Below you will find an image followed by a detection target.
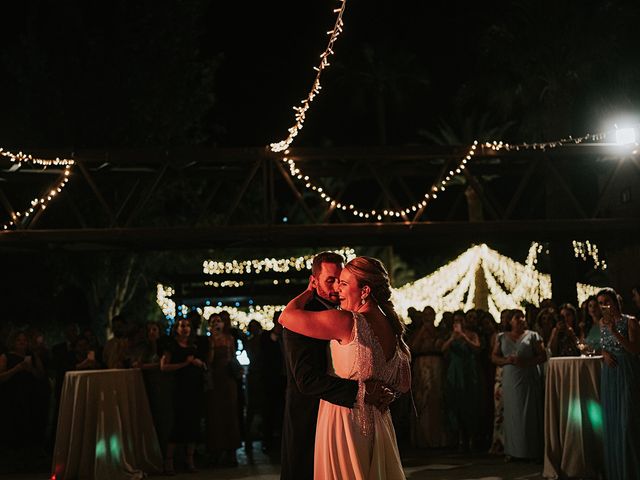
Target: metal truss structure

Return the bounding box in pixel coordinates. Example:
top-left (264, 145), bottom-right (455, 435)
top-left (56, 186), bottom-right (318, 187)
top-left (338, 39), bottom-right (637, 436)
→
top-left (1, 144), bottom-right (639, 252)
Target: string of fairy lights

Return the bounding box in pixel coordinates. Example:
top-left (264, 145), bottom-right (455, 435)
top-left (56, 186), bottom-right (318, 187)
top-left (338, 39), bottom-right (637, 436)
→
top-left (156, 284), bottom-right (285, 331)
top-left (277, 131), bottom-right (619, 222)
top-left (482, 132), bottom-right (607, 153)
top-left (1, 0), bottom-right (628, 230)
top-left (265, 0), bottom-right (619, 222)
top-left (572, 240), bottom-right (607, 270)
top-left (156, 249), bottom-right (357, 329)
top-left (391, 243), bottom-right (601, 325)
top-left (162, 243), bottom-right (603, 330)
top-left (0, 148), bottom-right (76, 166)
top-left (1, 163), bottom-right (73, 230)
top-left (269, 0), bottom-right (347, 153)
top-left (205, 280), bottom-right (245, 288)
top-left (279, 142), bottom-right (477, 220)
top-left (203, 248), bottom-right (356, 275)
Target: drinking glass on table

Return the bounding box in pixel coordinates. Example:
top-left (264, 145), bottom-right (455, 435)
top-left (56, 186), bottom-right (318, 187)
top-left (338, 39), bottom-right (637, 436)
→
top-left (576, 340), bottom-right (588, 357)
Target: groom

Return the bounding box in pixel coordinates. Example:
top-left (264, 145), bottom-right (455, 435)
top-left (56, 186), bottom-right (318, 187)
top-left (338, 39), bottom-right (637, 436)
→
top-left (280, 251), bottom-right (391, 480)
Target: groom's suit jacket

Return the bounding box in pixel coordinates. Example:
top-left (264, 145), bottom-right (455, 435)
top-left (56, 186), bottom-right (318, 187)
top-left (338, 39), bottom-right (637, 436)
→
top-left (280, 294), bottom-right (359, 480)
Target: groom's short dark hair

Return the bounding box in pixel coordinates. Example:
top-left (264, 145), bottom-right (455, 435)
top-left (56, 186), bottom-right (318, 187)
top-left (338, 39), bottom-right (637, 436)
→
top-left (312, 251), bottom-right (345, 277)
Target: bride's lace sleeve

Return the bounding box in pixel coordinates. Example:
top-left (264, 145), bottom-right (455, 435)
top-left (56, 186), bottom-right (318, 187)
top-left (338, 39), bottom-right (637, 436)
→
top-left (352, 312), bottom-right (374, 436)
top-left (390, 350), bottom-right (411, 394)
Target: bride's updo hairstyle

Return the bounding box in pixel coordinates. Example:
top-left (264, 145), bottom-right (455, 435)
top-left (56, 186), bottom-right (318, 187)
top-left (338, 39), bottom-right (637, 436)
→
top-left (345, 256), bottom-right (409, 354)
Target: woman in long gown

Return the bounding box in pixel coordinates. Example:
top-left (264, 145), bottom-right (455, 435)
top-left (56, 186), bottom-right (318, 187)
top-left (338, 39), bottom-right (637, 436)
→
top-left (279, 256), bottom-right (411, 480)
top-left (441, 311), bottom-right (481, 451)
top-left (597, 288), bottom-right (640, 480)
top-left (160, 318), bottom-right (207, 474)
top-left (491, 309), bottom-right (546, 461)
top-left (488, 308), bottom-right (512, 455)
top-left (205, 313), bottom-right (242, 467)
top-left (408, 306), bottom-right (447, 448)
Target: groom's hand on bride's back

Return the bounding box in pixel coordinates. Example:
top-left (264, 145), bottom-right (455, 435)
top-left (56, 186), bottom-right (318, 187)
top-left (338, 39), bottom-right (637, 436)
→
top-left (364, 379), bottom-right (395, 412)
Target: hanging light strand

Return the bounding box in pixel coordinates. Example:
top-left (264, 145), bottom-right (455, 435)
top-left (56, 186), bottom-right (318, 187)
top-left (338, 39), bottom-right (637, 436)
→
top-left (269, 0), bottom-right (347, 154)
top-left (391, 244), bottom-right (561, 323)
top-left (572, 240), bottom-right (607, 270)
top-left (2, 164), bottom-right (73, 230)
top-left (265, 0), bottom-right (609, 221)
top-left (203, 247), bottom-right (356, 275)
top-left (0, 147), bottom-right (75, 166)
top-left (156, 284), bottom-right (176, 320)
top-left (485, 132), bottom-right (607, 153)
top-left (281, 142), bottom-right (478, 221)
top-left (280, 130), bottom-right (611, 222)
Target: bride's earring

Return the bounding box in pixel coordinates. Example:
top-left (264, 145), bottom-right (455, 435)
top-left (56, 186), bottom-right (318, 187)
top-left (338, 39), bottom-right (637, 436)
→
top-left (360, 297), bottom-right (366, 305)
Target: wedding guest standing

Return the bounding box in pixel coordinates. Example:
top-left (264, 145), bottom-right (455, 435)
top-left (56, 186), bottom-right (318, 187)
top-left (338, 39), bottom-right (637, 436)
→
top-left (492, 309), bottom-right (546, 462)
top-left (533, 307), bottom-right (556, 347)
top-left (0, 331), bottom-right (48, 448)
top-left (442, 311), bottom-right (481, 451)
top-left (244, 319), bottom-right (264, 453)
top-left (560, 303), bottom-right (583, 339)
top-left (548, 306), bottom-right (579, 357)
top-left (488, 310), bottom-right (511, 455)
top-left (477, 311), bottom-right (498, 450)
top-left (160, 317), bottom-right (206, 475)
top-left (205, 313), bottom-right (242, 467)
top-left (260, 319), bottom-right (286, 454)
top-left (581, 295), bottom-right (602, 351)
top-left (103, 315), bottom-right (129, 369)
top-left (409, 306), bottom-right (447, 447)
top-left (597, 288), bottom-right (640, 480)
top-left (134, 322), bottom-right (172, 456)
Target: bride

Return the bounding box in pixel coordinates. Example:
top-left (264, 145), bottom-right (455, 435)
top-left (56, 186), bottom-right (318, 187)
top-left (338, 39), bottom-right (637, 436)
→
top-left (279, 256), bottom-right (410, 479)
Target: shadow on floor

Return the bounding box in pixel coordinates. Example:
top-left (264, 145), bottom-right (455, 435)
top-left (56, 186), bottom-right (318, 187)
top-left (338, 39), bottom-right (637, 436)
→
top-left (0, 443), bottom-right (545, 480)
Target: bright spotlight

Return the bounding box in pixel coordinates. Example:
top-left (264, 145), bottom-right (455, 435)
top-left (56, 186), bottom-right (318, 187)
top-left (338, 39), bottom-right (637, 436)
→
top-left (615, 128), bottom-right (637, 145)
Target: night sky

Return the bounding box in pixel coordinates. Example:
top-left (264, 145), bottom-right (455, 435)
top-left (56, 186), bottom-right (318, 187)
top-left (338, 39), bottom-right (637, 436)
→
top-left (0, 0), bottom-right (639, 332)
top-left (2, 1), bottom-right (639, 149)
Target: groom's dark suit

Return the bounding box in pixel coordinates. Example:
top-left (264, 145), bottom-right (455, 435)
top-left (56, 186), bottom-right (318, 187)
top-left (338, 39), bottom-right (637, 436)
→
top-left (280, 293), bottom-right (358, 480)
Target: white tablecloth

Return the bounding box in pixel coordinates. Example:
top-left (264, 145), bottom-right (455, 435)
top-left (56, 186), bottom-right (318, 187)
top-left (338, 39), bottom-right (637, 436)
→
top-left (52, 369), bottom-right (163, 480)
top-left (543, 356), bottom-right (603, 479)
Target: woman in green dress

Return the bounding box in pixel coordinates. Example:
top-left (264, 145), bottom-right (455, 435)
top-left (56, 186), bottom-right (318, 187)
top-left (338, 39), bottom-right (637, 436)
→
top-left (597, 288), bottom-right (640, 480)
top-left (492, 309), bottom-right (546, 461)
top-left (442, 311), bottom-right (481, 451)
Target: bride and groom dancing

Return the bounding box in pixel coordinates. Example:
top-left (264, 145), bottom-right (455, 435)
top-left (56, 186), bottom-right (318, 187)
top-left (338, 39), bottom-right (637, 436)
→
top-left (280, 251), bottom-right (411, 479)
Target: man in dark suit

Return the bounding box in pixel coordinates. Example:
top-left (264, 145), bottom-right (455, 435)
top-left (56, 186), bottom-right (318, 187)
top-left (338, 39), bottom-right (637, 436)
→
top-left (280, 251), bottom-right (391, 480)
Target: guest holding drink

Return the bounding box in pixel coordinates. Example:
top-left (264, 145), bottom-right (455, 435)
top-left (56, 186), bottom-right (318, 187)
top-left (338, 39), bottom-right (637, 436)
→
top-left (492, 309), bottom-right (546, 462)
top-left (597, 288), bottom-right (640, 480)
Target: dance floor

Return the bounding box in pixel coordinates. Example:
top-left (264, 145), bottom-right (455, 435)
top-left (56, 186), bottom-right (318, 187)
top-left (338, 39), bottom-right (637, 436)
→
top-left (3, 446), bottom-right (545, 480)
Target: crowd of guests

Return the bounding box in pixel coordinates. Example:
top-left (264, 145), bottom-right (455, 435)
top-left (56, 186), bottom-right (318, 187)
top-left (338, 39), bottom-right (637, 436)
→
top-left (406, 286), bottom-right (640, 480)
top-left (0, 310), bottom-right (287, 474)
top-left (1, 286), bottom-right (639, 478)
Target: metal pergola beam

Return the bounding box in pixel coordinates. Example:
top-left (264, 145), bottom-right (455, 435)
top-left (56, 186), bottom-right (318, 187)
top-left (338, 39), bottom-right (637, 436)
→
top-left (1, 219), bottom-right (638, 251)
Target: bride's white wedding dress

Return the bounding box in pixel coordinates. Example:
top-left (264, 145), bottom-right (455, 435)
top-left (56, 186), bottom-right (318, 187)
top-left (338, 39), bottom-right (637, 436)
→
top-left (314, 312), bottom-right (411, 479)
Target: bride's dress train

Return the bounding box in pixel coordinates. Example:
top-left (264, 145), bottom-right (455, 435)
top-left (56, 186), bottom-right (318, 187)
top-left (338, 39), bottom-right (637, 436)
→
top-left (314, 312), bottom-right (410, 479)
